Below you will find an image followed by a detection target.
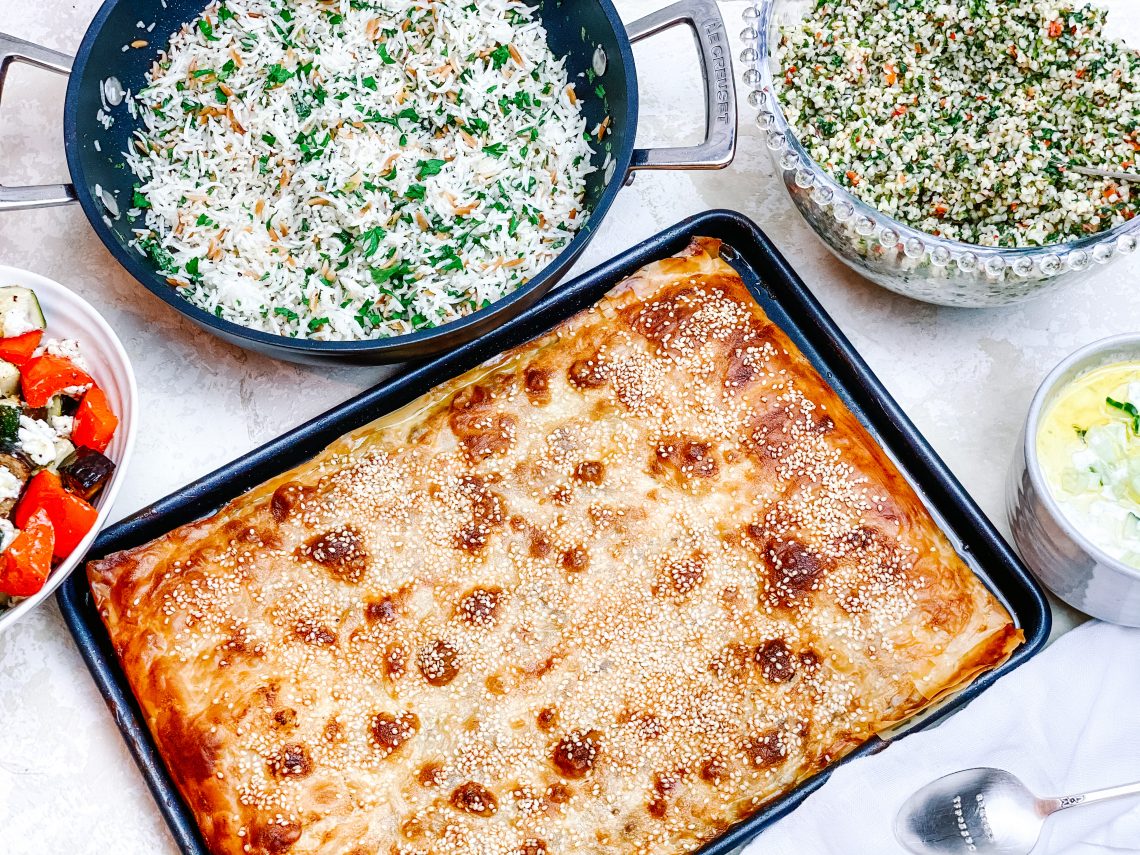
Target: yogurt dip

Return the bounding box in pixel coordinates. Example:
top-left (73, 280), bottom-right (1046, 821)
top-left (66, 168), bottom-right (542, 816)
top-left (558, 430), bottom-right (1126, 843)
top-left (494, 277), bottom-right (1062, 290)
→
top-left (1037, 360), bottom-right (1140, 568)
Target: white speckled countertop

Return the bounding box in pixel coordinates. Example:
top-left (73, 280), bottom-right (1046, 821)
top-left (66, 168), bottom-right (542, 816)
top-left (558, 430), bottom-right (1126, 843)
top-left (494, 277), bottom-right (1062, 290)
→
top-left (0, 1), bottom-right (1136, 852)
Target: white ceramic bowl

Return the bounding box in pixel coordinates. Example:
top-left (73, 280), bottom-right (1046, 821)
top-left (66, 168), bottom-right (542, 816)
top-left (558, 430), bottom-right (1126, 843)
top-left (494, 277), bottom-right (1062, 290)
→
top-left (0, 265), bottom-right (137, 634)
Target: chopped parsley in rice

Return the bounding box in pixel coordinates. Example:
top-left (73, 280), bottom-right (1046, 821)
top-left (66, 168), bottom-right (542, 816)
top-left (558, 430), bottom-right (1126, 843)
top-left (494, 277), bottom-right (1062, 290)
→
top-left (126, 0), bottom-right (594, 340)
top-left (777, 0), bottom-right (1140, 247)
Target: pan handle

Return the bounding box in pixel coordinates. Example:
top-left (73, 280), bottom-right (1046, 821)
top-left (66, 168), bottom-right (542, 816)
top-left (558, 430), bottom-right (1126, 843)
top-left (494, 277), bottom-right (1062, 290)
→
top-left (0, 33), bottom-right (77, 211)
top-left (625, 0), bottom-right (737, 172)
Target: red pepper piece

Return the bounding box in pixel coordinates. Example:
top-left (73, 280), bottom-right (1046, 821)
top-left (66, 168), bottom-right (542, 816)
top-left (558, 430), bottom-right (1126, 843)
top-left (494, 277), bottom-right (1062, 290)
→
top-left (14, 470), bottom-right (99, 559)
top-left (20, 354), bottom-right (93, 408)
top-left (72, 387), bottom-right (119, 453)
top-left (0, 330), bottom-right (43, 366)
top-left (0, 508), bottom-right (55, 597)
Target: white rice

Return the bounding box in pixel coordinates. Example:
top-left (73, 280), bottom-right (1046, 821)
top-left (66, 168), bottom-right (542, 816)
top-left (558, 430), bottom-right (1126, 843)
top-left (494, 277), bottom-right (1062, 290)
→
top-left (125, 0), bottom-right (596, 340)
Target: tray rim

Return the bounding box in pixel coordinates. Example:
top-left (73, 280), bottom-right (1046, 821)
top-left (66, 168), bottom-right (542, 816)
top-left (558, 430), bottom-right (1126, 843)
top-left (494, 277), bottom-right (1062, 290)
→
top-left (58, 208), bottom-right (1051, 855)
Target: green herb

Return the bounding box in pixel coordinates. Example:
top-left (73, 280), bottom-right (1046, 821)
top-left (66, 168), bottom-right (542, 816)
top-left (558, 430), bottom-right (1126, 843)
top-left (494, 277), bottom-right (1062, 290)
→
top-left (218, 5), bottom-right (235, 23)
top-left (265, 63), bottom-right (291, 87)
top-left (132, 190), bottom-right (150, 209)
top-left (308, 316), bottom-right (330, 331)
top-left (198, 19), bottom-right (219, 41)
top-left (378, 42), bottom-right (396, 65)
top-left (430, 245), bottom-right (464, 271)
top-left (261, 132), bottom-right (277, 146)
top-left (362, 76), bottom-right (377, 90)
top-left (370, 260), bottom-right (413, 284)
top-left (185, 257), bottom-right (200, 276)
top-left (482, 142), bottom-right (507, 157)
top-left (416, 158), bottom-right (446, 179)
top-left (405, 183), bottom-right (426, 200)
top-left (273, 306), bottom-right (299, 321)
top-left (360, 226), bottom-right (386, 257)
top-left (490, 44), bottom-right (511, 69)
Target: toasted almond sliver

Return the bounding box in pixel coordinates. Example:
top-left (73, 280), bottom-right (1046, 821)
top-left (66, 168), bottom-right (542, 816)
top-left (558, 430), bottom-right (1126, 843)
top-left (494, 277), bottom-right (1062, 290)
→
top-left (308, 197), bottom-right (331, 206)
top-left (415, 210), bottom-right (430, 230)
top-left (508, 44), bottom-right (523, 67)
top-left (230, 49), bottom-right (243, 68)
top-left (566, 84), bottom-right (577, 105)
top-left (255, 199), bottom-right (265, 216)
top-left (502, 257), bottom-right (525, 268)
top-left (130, 39), bottom-right (148, 49)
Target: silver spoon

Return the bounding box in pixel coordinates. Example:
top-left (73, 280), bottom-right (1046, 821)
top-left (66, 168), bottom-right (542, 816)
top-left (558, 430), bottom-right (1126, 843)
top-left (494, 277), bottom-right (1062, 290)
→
top-left (1067, 164), bottom-right (1140, 183)
top-left (894, 767), bottom-right (1140, 855)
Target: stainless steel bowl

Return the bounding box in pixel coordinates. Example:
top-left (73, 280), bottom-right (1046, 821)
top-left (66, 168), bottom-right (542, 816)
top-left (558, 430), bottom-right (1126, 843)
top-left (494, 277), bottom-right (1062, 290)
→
top-left (1008, 335), bottom-right (1140, 626)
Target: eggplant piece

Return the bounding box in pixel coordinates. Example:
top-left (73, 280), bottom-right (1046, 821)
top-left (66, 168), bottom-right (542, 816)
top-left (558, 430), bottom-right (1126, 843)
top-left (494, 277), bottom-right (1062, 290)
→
top-left (60, 447), bottom-right (116, 502)
top-left (0, 451), bottom-right (31, 516)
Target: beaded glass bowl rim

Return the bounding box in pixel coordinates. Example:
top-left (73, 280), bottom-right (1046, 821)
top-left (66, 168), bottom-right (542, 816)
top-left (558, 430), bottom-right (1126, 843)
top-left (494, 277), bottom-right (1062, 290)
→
top-left (739, 0), bottom-right (1140, 280)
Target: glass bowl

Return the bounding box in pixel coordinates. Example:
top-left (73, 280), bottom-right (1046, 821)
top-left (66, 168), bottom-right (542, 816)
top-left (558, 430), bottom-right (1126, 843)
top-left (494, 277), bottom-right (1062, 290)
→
top-left (739, 0), bottom-right (1140, 308)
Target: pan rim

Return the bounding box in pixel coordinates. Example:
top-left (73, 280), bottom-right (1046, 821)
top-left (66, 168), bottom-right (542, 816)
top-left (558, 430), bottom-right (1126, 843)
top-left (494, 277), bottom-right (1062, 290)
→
top-left (62, 0), bottom-right (639, 356)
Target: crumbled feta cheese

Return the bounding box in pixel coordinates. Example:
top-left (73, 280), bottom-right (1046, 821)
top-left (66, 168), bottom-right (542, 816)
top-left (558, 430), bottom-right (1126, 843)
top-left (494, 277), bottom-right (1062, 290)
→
top-left (50, 415), bottom-right (75, 438)
top-left (2, 311), bottom-right (37, 339)
top-left (45, 338), bottom-right (92, 374)
top-left (18, 415), bottom-right (59, 466)
top-left (0, 518), bottom-right (16, 553)
top-left (0, 465), bottom-right (22, 502)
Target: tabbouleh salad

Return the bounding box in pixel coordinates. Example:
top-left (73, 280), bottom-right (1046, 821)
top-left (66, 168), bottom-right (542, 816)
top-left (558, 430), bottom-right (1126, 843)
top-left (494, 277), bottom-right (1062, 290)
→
top-left (776, 0), bottom-right (1140, 247)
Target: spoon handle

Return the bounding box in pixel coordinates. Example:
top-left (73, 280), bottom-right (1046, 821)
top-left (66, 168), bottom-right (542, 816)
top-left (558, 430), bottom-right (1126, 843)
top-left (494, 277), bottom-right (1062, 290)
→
top-left (1042, 780), bottom-right (1140, 814)
top-left (1067, 165), bottom-right (1140, 183)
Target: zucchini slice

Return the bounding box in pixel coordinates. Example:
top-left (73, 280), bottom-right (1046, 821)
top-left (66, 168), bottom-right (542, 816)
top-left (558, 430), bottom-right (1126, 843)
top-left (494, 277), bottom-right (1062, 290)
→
top-left (0, 286), bottom-right (46, 338)
top-left (0, 360), bottom-right (19, 397)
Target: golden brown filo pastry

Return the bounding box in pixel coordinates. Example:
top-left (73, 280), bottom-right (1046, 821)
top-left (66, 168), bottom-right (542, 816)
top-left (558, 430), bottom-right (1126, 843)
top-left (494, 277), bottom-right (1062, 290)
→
top-left (90, 237), bottom-right (1020, 855)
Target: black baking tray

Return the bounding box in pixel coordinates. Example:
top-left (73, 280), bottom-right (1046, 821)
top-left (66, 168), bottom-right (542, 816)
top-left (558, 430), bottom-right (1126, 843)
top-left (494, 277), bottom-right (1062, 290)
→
top-left (58, 209), bottom-right (1051, 855)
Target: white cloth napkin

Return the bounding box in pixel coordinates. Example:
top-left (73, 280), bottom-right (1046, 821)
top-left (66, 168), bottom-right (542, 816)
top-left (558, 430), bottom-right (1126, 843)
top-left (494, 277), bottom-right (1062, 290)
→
top-left (744, 621), bottom-right (1140, 854)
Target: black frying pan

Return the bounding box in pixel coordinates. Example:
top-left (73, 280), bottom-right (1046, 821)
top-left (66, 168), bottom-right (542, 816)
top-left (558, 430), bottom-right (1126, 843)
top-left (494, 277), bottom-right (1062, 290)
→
top-left (0, 0), bottom-right (736, 364)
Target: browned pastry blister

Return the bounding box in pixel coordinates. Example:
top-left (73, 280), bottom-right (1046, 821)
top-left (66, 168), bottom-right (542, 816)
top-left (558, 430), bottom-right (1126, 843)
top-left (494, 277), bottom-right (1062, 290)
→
top-left (89, 237), bottom-right (1021, 855)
